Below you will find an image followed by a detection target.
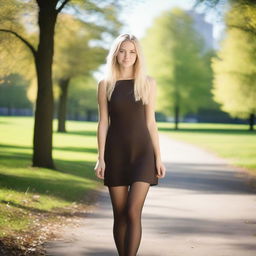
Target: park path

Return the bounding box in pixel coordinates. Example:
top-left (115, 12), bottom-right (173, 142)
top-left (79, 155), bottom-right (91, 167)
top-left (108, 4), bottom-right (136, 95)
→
top-left (44, 133), bottom-right (256, 256)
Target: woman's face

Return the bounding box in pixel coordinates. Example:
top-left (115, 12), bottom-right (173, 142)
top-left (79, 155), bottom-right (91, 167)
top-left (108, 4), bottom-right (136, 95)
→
top-left (116, 40), bottom-right (137, 68)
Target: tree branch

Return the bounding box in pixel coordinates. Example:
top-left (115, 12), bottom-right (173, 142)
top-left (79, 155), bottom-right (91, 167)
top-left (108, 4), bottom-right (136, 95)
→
top-left (228, 24), bottom-right (256, 35)
top-left (0, 29), bottom-right (37, 58)
top-left (56, 0), bottom-right (70, 13)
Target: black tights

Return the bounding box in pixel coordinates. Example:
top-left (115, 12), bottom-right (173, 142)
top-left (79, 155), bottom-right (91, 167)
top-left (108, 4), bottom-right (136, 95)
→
top-left (108, 182), bottom-right (150, 256)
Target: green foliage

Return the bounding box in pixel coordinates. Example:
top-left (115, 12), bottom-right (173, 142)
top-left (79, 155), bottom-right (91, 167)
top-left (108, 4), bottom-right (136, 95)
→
top-left (53, 13), bottom-right (107, 84)
top-left (212, 4), bottom-right (256, 119)
top-left (195, 0), bottom-right (256, 34)
top-left (0, 74), bottom-right (31, 108)
top-left (142, 8), bottom-right (215, 117)
top-left (67, 75), bottom-right (98, 118)
top-left (0, 0), bottom-right (37, 79)
top-left (0, 0), bottom-right (121, 107)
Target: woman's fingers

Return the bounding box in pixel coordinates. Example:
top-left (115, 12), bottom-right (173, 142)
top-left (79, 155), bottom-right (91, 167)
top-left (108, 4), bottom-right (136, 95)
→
top-left (161, 165), bottom-right (166, 178)
top-left (156, 164), bottom-right (166, 178)
top-left (96, 167), bottom-right (105, 179)
top-left (94, 160), bottom-right (105, 179)
top-left (100, 168), bottom-right (105, 179)
top-left (156, 168), bottom-right (162, 178)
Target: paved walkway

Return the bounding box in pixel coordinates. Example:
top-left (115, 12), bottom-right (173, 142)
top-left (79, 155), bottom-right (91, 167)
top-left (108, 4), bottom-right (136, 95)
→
top-left (44, 133), bottom-right (256, 256)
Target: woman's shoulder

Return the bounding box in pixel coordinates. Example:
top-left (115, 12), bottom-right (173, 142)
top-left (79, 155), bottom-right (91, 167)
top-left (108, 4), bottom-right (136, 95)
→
top-left (97, 78), bottom-right (108, 88)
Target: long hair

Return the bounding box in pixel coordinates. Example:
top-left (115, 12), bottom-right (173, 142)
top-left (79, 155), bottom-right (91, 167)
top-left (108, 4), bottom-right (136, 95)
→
top-left (104, 33), bottom-right (151, 105)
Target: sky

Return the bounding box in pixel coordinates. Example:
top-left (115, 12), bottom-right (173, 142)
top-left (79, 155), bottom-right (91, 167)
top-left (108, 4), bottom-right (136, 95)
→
top-left (94, 0), bottom-right (226, 80)
top-left (118, 0), bottom-right (226, 41)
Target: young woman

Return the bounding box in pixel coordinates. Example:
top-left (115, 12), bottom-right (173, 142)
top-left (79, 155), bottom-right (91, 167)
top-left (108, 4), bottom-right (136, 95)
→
top-left (94, 33), bottom-right (166, 256)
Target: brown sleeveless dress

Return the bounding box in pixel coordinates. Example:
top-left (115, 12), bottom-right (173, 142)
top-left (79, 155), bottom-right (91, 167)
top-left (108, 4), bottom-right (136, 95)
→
top-left (103, 79), bottom-right (158, 187)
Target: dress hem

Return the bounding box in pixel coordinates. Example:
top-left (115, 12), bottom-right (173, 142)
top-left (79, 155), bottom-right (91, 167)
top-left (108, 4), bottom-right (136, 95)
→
top-left (104, 180), bottom-right (158, 187)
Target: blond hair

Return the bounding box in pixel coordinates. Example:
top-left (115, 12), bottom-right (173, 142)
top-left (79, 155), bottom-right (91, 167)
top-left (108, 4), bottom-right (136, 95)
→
top-left (103, 33), bottom-right (151, 105)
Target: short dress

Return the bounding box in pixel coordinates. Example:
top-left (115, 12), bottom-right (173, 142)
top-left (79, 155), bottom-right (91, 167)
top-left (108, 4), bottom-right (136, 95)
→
top-left (103, 79), bottom-right (158, 187)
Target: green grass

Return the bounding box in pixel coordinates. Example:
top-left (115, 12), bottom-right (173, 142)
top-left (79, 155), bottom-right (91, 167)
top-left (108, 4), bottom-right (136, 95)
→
top-left (1, 117), bottom-right (255, 237)
top-left (157, 122), bottom-right (256, 174)
top-left (0, 116), bottom-right (100, 237)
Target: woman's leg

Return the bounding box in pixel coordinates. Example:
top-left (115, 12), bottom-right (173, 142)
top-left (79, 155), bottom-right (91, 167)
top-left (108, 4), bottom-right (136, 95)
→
top-left (124, 181), bottom-right (150, 256)
top-left (108, 185), bottom-right (129, 256)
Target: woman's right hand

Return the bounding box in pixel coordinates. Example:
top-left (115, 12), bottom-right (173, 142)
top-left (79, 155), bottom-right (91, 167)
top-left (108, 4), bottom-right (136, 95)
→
top-left (94, 159), bottom-right (105, 179)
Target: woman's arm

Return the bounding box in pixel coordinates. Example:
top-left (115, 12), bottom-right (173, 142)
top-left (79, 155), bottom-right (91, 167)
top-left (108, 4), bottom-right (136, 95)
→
top-left (94, 80), bottom-right (109, 179)
top-left (145, 77), bottom-right (161, 161)
top-left (96, 80), bottom-right (109, 160)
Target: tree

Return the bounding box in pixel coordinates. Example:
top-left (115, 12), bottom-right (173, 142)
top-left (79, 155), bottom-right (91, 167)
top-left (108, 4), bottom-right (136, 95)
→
top-left (142, 8), bottom-right (213, 129)
top-left (0, 74), bottom-right (32, 114)
top-left (0, 0), bottom-right (122, 168)
top-left (195, 0), bottom-right (256, 35)
top-left (211, 4), bottom-right (256, 130)
top-left (53, 13), bottom-right (108, 132)
top-left (67, 75), bottom-right (98, 121)
top-left (0, 1), bottom-right (35, 80)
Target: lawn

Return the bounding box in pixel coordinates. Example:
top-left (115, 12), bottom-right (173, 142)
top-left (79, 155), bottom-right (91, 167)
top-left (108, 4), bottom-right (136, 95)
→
top-left (1, 117), bottom-right (255, 243)
top-left (157, 122), bottom-right (256, 175)
top-left (0, 116), bottom-right (100, 239)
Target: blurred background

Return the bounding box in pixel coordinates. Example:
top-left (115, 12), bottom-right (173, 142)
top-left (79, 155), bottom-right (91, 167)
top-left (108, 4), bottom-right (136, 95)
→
top-left (1, 0), bottom-right (255, 127)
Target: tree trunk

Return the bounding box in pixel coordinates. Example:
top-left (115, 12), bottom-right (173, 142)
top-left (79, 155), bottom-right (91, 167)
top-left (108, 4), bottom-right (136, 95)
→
top-left (57, 78), bottom-right (70, 133)
top-left (174, 104), bottom-right (179, 130)
top-left (33, 2), bottom-right (57, 168)
top-left (249, 113), bottom-right (255, 131)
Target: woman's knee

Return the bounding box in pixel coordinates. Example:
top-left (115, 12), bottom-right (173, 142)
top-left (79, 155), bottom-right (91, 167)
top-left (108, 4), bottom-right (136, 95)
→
top-left (114, 208), bottom-right (127, 222)
top-left (126, 204), bottom-right (141, 222)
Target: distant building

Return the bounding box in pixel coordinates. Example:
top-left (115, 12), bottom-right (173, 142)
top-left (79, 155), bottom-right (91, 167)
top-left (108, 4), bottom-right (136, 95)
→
top-left (187, 10), bottom-right (214, 52)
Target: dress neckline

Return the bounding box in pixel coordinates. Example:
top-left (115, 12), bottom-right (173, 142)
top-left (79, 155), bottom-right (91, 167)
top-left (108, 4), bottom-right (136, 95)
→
top-left (116, 79), bottom-right (134, 82)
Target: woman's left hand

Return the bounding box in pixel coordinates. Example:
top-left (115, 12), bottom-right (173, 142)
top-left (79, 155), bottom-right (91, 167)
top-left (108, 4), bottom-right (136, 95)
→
top-left (156, 158), bottom-right (166, 178)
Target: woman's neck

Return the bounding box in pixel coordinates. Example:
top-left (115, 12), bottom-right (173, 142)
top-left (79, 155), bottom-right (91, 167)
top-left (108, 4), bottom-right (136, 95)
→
top-left (118, 67), bottom-right (134, 80)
